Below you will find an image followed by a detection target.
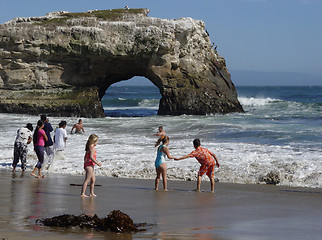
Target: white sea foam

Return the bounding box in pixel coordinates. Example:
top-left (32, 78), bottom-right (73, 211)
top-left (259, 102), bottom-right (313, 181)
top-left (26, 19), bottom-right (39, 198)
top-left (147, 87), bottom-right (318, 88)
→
top-left (138, 99), bottom-right (159, 108)
top-left (238, 97), bottom-right (280, 106)
top-left (1, 113), bottom-right (321, 188)
top-left (104, 99), bottom-right (159, 111)
top-left (103, 106), bottom-right (158, 110)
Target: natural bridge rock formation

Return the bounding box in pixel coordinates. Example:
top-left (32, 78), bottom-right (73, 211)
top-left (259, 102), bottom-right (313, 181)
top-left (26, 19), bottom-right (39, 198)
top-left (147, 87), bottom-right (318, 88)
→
top-left (0, 9), bottom-right (244, 117)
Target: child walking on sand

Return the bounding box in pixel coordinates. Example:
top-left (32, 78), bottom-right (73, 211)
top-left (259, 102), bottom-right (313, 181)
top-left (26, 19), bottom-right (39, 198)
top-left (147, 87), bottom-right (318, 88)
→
top-left (154, 136), bottom-right (175, 191)
top-left (175, 139), bottom-right (220, 192)
top-left (81, 134), bottom-right (102, 197)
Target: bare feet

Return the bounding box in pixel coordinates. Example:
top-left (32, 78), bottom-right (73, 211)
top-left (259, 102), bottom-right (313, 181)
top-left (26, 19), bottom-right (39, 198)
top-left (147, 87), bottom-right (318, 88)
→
top-left (194, 189), bottom-right (201, 192)
top-left (81, 194), bottom-right (89, 198)
top-left (30, 173), bottom-right (38, 178)
top-left (37, 174), bottom-right (45, 178)
top-left (89, 193), bottom-right (97, 197)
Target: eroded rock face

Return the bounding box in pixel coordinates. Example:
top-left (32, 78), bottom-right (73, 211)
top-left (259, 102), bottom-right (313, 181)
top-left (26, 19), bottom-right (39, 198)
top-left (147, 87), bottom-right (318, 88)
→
top-left (0, 9), bottom-right (243, 117)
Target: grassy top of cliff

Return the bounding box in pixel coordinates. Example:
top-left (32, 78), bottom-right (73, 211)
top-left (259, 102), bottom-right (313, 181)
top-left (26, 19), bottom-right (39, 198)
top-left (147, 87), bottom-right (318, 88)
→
top-left (63, 8), bottom-right (148, 19)
top-left (35, 8), bottom-right (149, 25)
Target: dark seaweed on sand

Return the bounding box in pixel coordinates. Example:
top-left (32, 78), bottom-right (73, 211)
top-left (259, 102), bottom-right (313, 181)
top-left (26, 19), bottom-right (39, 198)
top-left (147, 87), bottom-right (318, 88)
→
top-left (36, 210), bottom-right (148, 233)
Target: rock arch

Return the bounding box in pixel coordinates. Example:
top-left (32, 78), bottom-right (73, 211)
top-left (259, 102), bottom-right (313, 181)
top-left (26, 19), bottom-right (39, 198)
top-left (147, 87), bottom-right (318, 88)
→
top-left (0, 9), bottom-right (243, 117)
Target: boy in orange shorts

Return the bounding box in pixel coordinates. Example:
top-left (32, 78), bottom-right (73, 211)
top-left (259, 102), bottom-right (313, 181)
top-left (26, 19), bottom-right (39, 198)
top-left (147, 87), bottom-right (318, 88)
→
top-left (175, 139), bottom-right (220, 192)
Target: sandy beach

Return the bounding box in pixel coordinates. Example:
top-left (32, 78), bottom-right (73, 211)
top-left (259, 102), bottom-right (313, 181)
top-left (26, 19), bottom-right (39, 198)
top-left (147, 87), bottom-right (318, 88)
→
top-left (0, 169), bottom-right (321, 240)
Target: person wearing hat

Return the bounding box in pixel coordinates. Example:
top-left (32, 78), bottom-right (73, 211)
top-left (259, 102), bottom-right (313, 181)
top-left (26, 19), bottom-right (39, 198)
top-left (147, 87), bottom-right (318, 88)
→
top-left (12, 123), bottom-right (33, 173)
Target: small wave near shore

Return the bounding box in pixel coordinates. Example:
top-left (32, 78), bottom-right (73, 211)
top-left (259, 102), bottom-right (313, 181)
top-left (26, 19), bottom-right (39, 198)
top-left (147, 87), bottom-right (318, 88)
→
top-left (0, 86), bottom-right (321, 188)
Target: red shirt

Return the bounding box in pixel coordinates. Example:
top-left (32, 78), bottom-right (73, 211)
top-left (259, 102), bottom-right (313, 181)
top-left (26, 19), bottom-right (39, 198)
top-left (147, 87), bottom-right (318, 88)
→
top-left (188, 146), bottom-right (215, 166)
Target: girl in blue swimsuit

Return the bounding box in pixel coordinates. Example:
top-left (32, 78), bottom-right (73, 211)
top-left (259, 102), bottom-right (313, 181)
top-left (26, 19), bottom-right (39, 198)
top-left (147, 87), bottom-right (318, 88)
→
top-left (154, 136), bottom-right (175, 191)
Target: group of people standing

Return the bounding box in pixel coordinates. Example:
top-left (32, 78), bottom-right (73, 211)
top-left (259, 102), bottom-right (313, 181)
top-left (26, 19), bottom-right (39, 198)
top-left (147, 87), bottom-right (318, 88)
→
top-left (12, 119), bottom-right (220, 197)
top-left (12, 115), bottom-right (85, 177)
top-left (81, 125), bottom-right (221, 197)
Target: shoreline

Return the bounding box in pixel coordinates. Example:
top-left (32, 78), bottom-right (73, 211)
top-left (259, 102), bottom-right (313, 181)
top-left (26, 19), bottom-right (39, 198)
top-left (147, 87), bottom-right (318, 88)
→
top-left (3, 161), bottom-right (321, 190)
top-left (1, 169), bottom-right (322, 239)
top-left (1, 108), bottom-right (320, 189)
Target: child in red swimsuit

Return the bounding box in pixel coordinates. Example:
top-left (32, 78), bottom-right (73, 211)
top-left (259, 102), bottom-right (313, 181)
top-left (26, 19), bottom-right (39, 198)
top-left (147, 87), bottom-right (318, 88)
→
top-left (81, 134), bottom-right (102, 197)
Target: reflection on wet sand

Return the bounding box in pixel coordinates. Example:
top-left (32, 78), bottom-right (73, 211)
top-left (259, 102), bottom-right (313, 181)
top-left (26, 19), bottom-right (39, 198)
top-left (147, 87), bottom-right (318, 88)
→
top-left (81, 197), bottom-right (96, 217)
top-left (1, 170), bottom-right (322, 240)
top-left (150, 189), bottom-right (223, 240)
top-left (9, 172), bottom-right (34, 231)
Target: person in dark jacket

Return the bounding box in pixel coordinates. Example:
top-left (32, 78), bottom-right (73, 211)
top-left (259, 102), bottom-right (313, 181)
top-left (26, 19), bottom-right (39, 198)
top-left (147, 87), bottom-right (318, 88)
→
top-left (40, 115), bottom-right (54, 169)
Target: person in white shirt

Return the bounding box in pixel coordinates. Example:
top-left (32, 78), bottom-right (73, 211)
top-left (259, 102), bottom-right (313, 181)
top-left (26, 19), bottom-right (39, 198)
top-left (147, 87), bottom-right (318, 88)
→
top-left (12, 123), bottom-right (33, 172)
top-left (54, 121), bottom-right (68, 151)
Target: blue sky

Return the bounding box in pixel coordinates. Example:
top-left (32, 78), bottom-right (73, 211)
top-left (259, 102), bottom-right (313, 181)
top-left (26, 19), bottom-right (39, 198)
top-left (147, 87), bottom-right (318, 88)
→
top-left (1, 0), bottom-right (321, 85)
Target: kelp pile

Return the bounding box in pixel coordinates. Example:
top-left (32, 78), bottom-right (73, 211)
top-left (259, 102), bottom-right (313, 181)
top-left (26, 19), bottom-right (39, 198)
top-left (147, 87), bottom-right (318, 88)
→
top-left (37, 210), bottom-right (144, 233)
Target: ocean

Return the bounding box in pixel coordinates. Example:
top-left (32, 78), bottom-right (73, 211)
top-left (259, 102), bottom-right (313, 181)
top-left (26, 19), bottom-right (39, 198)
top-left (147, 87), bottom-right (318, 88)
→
top-left (0, 86), bottom-right (321, 188)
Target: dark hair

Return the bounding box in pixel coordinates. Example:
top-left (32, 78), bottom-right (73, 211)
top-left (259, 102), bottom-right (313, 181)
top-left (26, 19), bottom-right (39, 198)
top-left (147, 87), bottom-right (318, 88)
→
top-left (40, 115), bottom-right (47, 121)
top-left (59, 121), bottom-right (67, 128)
top-left (33, 120), bottom-right (44, 145)
top-left (193, 138), bottom-right (201, 148)
top-left (26, 123), bottom-right (33, 132)
top-left (155, 136), bottom-right (169, 147)
top-left (161, 136), bottom-right (169, 144)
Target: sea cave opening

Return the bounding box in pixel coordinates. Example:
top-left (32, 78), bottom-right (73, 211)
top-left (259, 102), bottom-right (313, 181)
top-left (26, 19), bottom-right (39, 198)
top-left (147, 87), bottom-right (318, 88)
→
top-left (101, 76), bottom-right (162, 117)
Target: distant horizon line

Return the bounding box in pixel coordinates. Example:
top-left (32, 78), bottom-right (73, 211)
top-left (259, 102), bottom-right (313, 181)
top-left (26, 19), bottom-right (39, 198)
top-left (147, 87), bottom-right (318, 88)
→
top-left (111, 84), bottom-right (322, 87)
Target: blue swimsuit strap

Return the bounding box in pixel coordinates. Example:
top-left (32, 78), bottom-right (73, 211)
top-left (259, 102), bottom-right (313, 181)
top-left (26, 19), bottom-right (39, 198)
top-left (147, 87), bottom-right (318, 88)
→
top-left (158, 145), bottom-right (164, 152)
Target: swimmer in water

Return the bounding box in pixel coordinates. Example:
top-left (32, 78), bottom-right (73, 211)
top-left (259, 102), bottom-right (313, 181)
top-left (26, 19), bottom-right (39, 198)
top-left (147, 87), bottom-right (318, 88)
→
top-left (71, 119), bottom-right (85, 134)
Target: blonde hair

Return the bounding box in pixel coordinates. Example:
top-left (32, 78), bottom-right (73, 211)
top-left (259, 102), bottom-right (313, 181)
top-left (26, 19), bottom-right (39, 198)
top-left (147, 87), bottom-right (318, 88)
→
top-left (155, 136), bottom-right (169, 147)
top-left (85, 134), bottom-right (99, 151)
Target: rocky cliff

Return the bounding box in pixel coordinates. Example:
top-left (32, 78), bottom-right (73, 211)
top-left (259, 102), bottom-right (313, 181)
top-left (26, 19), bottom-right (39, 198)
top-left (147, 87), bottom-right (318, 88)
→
top-left (0, 8), bottom-right (243, 117)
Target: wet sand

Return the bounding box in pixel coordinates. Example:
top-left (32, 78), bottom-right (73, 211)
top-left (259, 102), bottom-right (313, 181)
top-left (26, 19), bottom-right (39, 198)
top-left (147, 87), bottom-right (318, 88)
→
top-left (0, 169), bottom-right (321, 240)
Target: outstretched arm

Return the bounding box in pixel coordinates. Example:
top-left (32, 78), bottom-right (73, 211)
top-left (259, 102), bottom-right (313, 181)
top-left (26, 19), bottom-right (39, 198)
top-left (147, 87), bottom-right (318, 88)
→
top-left (70, 125), bottom-right (75, 134)
top-left (162, 147), bottom-right (175, 159)
top-left (174, 155), bottom-right (190, 161)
